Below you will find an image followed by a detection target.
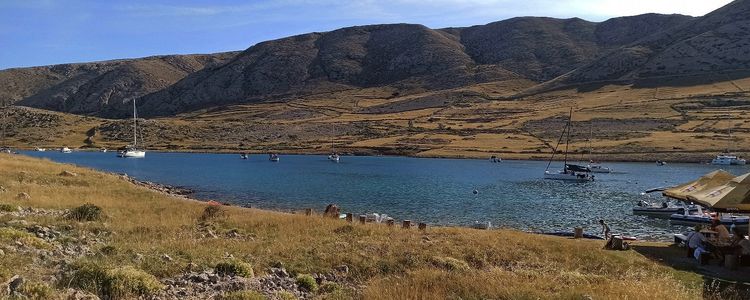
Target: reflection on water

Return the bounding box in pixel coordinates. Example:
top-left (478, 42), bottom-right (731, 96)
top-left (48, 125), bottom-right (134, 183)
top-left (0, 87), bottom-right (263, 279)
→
top-left (22, 151), bottom-right (750, 241)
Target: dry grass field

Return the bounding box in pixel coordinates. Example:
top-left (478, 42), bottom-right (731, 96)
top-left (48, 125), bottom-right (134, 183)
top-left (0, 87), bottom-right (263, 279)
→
top-left (0, 154), bottom-right (728, 299)
top-left (3, 75), bottom-right (750, 162)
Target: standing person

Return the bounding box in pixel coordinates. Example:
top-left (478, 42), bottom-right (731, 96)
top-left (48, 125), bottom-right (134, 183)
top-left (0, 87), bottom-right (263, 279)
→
top-left (599, 219), bottom-right (611, 240)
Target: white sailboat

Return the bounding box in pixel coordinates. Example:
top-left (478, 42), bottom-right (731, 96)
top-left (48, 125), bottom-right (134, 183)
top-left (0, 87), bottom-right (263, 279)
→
top-left (327, 125), bottom-right (340, 162)
top-left (118, 99), bottom-right (145, 158)
top-left (711, 123), bottom-right (746, 165)
top-left (544, 108), bottom-right (594, 182)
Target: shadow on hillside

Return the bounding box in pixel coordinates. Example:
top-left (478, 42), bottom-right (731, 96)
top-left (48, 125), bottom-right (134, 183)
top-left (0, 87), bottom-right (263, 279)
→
top-left (632, 70), bottom-right (750, 89)
top-left (632, 244), bottom-right (750, 299)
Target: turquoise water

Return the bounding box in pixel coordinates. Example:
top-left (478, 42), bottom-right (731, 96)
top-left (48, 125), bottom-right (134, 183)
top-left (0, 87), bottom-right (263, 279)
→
top-left (21, 151), bottom-right (750, 240)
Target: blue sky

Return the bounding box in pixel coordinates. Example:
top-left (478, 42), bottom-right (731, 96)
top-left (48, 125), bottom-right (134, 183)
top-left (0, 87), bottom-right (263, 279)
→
top-left (0, 0), bottom-right (733, 70)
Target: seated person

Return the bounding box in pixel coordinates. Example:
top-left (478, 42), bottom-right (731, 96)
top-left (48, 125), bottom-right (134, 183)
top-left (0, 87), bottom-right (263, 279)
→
top-left (711, 219), bottom-right (731, 241)
top-left (686, 226), bottom-right (706, 251)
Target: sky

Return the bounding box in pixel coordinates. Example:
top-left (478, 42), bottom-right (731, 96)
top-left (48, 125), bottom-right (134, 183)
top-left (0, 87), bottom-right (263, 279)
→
top-left (0, 0), bottom-right (734, 70)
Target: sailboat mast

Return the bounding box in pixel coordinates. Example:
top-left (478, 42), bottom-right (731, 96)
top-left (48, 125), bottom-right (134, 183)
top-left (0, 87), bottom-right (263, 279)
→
top-left (563, 108), bottom-right (572, 168)
top-left (132, 99), bottom-right (137, 148)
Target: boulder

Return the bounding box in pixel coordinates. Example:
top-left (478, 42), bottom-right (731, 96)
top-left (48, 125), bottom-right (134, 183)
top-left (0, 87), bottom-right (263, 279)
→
top-left (59, 170), bottom-right (78, 177)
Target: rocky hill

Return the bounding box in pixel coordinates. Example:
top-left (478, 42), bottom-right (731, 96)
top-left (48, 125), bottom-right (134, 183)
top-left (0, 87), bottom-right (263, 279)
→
top-left (1, 53), bottom-right (237, 118)
top-left (0, 12), bottom-right (698, 118)
top-left (553, 0), bottom-right (750, 86)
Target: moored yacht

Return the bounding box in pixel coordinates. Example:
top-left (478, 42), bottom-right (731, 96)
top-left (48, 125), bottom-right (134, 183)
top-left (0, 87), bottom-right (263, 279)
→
top-left (60, 147), bottom-right (72, 153)
top-left (328, 153), bottom-right (340, 162)
top-left (543, 108), bottom-right (594, 182)
top-left (34, 147), bottom-right (46, 152)
top-left (269, 153), bottom-right (280, 162)
top-left (118, 99), bottom-right (145, 158)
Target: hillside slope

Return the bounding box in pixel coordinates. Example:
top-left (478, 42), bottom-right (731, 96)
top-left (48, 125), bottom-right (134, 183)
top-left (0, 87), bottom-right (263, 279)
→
top-left (0, 14), bottom-right (693, 117)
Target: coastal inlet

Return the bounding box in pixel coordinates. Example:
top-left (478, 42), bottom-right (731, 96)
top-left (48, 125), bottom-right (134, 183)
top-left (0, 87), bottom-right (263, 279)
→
top-left (22, 151), bottom-right (750, 241)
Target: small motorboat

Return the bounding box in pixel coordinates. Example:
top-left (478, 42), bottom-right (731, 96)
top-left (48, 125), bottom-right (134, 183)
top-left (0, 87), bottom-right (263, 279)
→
top-left (269, 153), bottom-right (280, 162)
top-left (60, 147), bottom-right (72, 153)
top-left (490, 155), bottom-right (501, 163)
top-left (100, 148), bottom-right (107, 153)
top-left (0, 147), bottom-right (12, 154)
top-left (34, 147), bottom-right (46, 152)
top-left (632, 199), bottom-right (699, 219)
top-left (656, 160), bottom-right (667, 166)
top-left (240, 153), bottom-right (248, 159)
top-left (669, 206), bottom-right (750, 228)
top-left (587, 163), bottom-right (612, 173)
top-left (328, 153), bottom-right (340, 162)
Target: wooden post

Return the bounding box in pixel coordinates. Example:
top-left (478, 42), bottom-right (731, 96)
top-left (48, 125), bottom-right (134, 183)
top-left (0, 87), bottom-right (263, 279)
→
top-left (418, 222), bottom-right (427, 230)
top-left (359, 215), bottom-right (366, 224)
top-left (346, 213), bottom-right (353, 222)
top-left (305, 208), bottom-right (312, 216)
top-left (573, 227), bottom-right (583, 239)
top-left (402, 220), bottom-right (411, 229)
top-left (386, 219), bottom-right (395, 227)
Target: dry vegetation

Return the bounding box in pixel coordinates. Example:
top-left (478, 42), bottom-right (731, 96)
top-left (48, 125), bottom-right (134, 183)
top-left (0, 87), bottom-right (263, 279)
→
top-left (0, 153), bottom-right (719, 299)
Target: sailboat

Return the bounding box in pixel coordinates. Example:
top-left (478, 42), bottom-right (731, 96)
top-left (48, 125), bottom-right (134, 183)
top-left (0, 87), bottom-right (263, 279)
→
top-left (544, 109), bottom-right (594, 182)
top-left (711, 124), bottom-right (745, 165)
top-left (584, 123), bottom-right (612, 173)
top-left (327, 125), bottom-right (340, 162)
top-left (117, 99), bottom-right (146, 158)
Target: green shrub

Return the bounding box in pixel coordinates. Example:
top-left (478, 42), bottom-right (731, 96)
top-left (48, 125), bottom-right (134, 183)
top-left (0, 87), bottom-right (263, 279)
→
top-left (215, 260), bottom-right (254, 277)
top-left (67, 203), bottom-right (103, 222)
top-left (319, 282), bottom-right (342, 294)
top-left (200, 205), bottom-right (226, 221)
top-left (67, 262), bottom-right (163, 299)
top-left (276, 291), bottom-right (297, 300)
top-left (430, 256), bottom-right (470, 272)
top-left (219, 290), bottom-right (267, 300)
top-left (0, 203), bottom-right (16, 212)
top-left (18, 281), bottom-right (54, 300)
top-left (295, 274), bottom-right (318, 292)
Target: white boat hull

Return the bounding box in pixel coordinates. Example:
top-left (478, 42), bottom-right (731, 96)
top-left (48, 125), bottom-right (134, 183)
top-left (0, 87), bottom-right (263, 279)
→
top-left (544, 171), bottom-right (594, 182)
top-left (119, 150), bottom-right (145, 158)
top-left (669, 214), bottom-right (750, 228)
top-left (328, 155), bottom-right (340, 162)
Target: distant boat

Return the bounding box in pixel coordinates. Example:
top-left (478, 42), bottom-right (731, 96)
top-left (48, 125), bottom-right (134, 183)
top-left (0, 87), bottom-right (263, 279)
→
top-left (34, 147), bottom-right (46, 152)
top-left (711, 123), bottom-right (746, 165)
top-left (490, 155), bottom-right (501, 163)
top-left (60, 147), bottom-right (72, 153)
top-left (656, 160), bottom-right (667, 166)
top-left (269, 153), bottom-right (280, 162)
top-left (100, 148), bottom-right (107, 153)
top-left (543, 108), bottom-right (594, 182)
top-left (240, 153), bottom-right (248, 159)
top-left (0, 147), bottom-right (11, 154)
top-left (712, 154), bottom-right (746, 165)
top-left (584, 123), bottom-right (612, 173)
top-left (328, 125), bottom-right (341, 163)
top-left (118, 99), bottom-right (145, 158)
top-left (632, 199), bottom-right (699, 219)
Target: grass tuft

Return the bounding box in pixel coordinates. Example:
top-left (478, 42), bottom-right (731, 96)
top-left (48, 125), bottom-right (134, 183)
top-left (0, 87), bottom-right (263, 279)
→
top-left (0, 203), bottom-right (16, 212)
top-left (215, 260), bottom-right (254, 277)
top-left (295, 274), bottom-right (318, 293)
top-left (17, 281), bottom-right (55, 300)
top-left (66, 261), bottom-right (163, 299)
top-left (66, 203), bottom-right (103, 222)
top-left (430, 256), bottom-right (471, 272)
top-left (200, 205), bottom-right (226, 222)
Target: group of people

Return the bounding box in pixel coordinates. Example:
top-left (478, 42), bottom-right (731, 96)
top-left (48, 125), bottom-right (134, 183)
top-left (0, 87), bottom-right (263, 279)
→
top-left (685, 219), bottom-right (750, 263)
